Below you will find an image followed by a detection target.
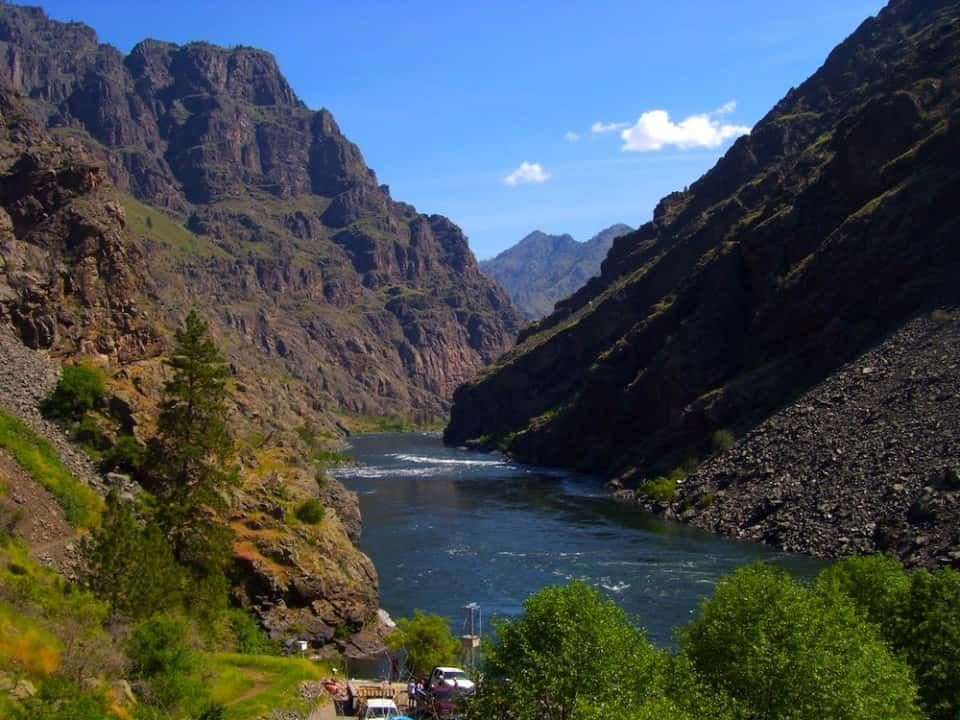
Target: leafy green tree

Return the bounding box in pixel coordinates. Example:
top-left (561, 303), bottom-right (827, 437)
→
top-left (896, 568), bottom-right (960, 720)
top-left (817, 554), bottom-right (909, 636)
top-left (150, 310), bottom-right (237, 581)
top-left (386, 610), bottom-right (460, 677)
top-left (473, 581), bottom-right (663, 720)
top-left (84, 493), bottom-right (182, 618)
top-left (42, 364), bottom-right (106, 420)
top-left (128, 614), bottom-right (209, 715)
top-left (820, 556), bottom-right (960, 720)
top-left (680, 564), bottom-right (920, 720)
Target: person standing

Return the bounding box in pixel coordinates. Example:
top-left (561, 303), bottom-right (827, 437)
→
top-left (407, 677), bottom-right (417, 709)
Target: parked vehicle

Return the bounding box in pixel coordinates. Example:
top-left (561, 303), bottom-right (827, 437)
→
top-left (361, 698), bottom-right (403, 720)
top-left (427, 666), bottom-right (475, 695)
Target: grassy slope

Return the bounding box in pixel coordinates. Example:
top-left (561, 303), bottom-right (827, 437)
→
top-left (0, 409), bottom-right (103, 528)
top-left (118, 193), bottom-right (229, 259)
top-left (207, 652), bottom-right (328, 720)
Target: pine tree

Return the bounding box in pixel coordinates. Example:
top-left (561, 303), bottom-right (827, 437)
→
top-left (85, 492), bottom-right (182, 618)
top-left (150, 310), bottom-right (237, 584)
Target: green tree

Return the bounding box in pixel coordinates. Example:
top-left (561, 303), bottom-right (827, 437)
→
top-left (680, 564), bottom-right (920, 720)
top-left (42, 364), bottom-right (106, 420)
top-left (85, 493), bottom-right (182, 618)
top-left (127, 613), bottom-right (209, 715)
top-left (386, 610), bottom-right (460, 677)
top-left (820, 556), bottom-right (960, 720)
top-left (816, 554), bottom-right (909, 640)
top-left (897, 568), bottom-right (960, 720)
top-left (474, 581), bottom-right (663, 720)
top-left (150, 311), bottom-right (237, 582)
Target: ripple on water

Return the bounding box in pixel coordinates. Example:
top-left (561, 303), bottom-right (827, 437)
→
top-left (336, 432), bottom-right (826, 646)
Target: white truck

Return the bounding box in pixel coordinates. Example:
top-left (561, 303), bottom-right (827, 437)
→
top-left (427, 666), bottom-right (475, 695)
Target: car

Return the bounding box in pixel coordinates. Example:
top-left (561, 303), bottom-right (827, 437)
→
top-left (361, 698), bottom-right (406, 720)
top-left (427, 666), bottom-right (475, 695)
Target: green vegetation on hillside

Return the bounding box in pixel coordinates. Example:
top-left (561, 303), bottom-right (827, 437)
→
top-left (0, 409), bottom-right (103, 528)
top-left (294, 498), bottom-right (326, 525)
top-left (338, 412), bottom-right (446, 434)
top-left (207, 653), bottom-right (326, 720)
top-left (119, 194), bottom-right (228, 258)
top-left (1, 312), bottom-right (327, 720)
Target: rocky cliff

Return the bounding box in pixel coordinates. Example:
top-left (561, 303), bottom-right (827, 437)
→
top-left (0, 4), bottom-right (522, 420)
top-left (0, 81), bottom-right (382, 649)
top-left (480, 224), bottom-right (633, 320)
top-left (446, 0), bottom-right (960, 564)
top-left (625, 313), bottom-right (960, 567)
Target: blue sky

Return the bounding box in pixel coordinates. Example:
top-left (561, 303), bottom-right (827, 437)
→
top-left (42, 0), bottom-right (885, 259)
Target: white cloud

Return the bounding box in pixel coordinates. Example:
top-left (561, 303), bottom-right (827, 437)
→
top-left (592, 120), bottom-right (629, 133)
top-left (503, 161), bottom-right (550, 186)
top-left (618, 106), bottom-right (750, 152)
top-left (564, 130), bottom-right (581, 143)
top-left (713, 100), bottom-right (737, 115)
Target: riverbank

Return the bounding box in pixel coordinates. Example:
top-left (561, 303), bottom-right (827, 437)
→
top-left (616, 315), bottom-right (960, 569)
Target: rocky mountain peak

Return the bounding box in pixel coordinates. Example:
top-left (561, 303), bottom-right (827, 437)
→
top-left (163, 41), bottom-right (301, 108)
top-left (0, 1), bottom-right (522, 418)
top-left (481, 223), bottom-right (634, 320)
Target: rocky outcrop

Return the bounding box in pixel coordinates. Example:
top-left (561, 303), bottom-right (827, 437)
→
top-left (0, 82), bottom-right (382, 650)
top-left (446, 0), bottom-right (960, 565)
top-left (480, 224), bottom-right (633, 320)
top-left (624, 314), bottom-right (960, 568)
top-left (0, 87), bottom-right (160, 362)
top-left (0, 4), bottom-right (522, 419)
top-left (231, 466), bottom-right (379, 646)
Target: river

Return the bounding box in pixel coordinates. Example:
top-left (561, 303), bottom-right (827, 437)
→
top-left (334, 432), bottom-right (824, 646)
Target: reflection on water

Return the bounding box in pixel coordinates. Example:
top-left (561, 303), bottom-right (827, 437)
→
top-left (334, 432), bottom-right (824, 645)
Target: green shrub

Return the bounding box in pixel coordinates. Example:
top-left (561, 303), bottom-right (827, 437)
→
top-left (823, 556), bottom-right (960, 720)
top-left (84, 494), bottom-right (183, 618)
top-left (711, 429), bottom-right (735, 454)
top-left (197, 705), bottom-right (226, 720)
top-left (103, 434), bottom-right (147, 474)
top-left (75, 415), bottom-right (110, 455)
top-left (16, 678), bottom-right (113, 720)
top-left (310, 450), bottom-right (352, 468)
top-left (128, 614), bottom-right (209, 714)
top-left (294, 499), bottom-right (325, 525)
top-left (228, 608), bottom-right (277, 655)
top-left (42, 364), bottom-right (106, 420)
top-left (897, 567), bottom-right (960, 720)
top-left (638, 475), bottom-right (678, 502)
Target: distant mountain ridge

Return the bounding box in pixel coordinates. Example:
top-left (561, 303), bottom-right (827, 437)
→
top-left (480, 224), bottom-right (633, 319)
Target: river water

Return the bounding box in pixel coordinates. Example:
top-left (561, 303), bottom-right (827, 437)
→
top-left (334, 432), bottom-right (824, 645)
